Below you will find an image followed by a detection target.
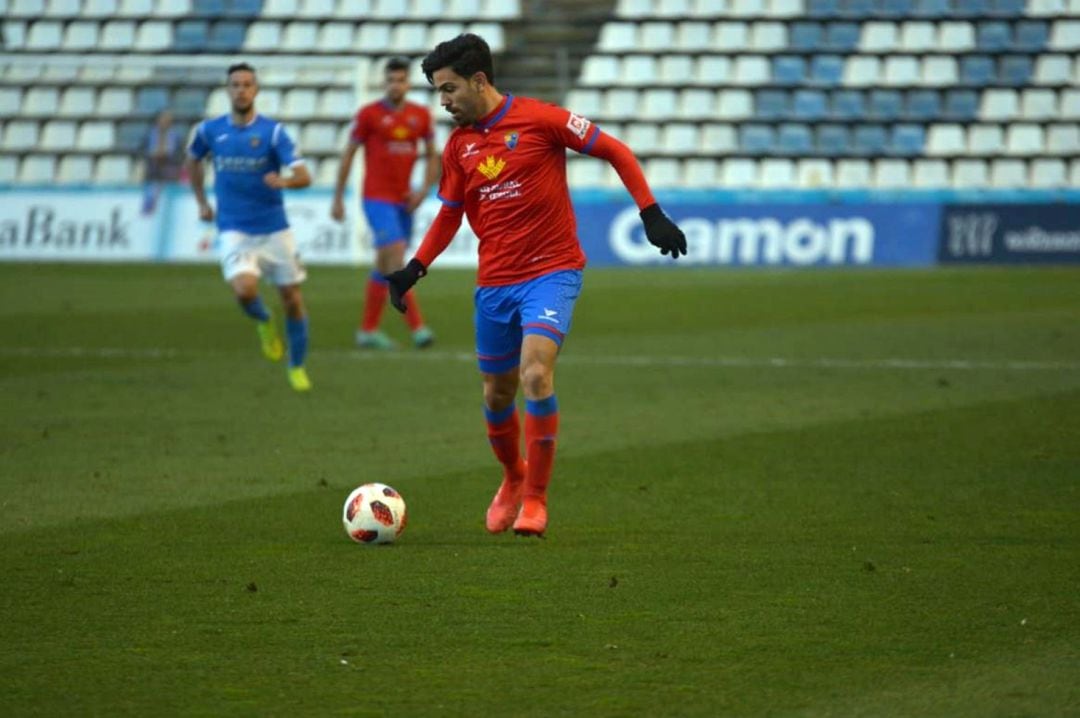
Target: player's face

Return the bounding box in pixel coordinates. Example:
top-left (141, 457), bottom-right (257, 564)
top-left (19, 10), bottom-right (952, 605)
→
top-left (385, 69), bottom-right (409, 104)
top-left (227, 70), bottom-right (258, 115)
top-left (432, 67), bottom-right (482, 127)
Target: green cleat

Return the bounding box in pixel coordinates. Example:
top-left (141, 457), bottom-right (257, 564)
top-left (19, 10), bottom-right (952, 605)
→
top-left (412, 326), bottom-right (435, 349)
top-left (355, 330), bottom-right (397, 350)
top-left (256, 320), bottom-right (284, 362)
top-left (287, 366), bottom-right (312, 392)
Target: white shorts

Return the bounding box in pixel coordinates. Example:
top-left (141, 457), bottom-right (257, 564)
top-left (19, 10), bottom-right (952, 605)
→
top-left (219, 228), bottom-right (307, 286)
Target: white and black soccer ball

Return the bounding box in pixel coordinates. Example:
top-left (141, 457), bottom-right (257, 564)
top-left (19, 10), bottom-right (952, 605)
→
top-left (342, 483), bottom-right (407, 544)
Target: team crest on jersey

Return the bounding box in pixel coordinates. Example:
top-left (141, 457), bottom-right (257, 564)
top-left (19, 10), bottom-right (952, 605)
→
top-left (392, 126), bottom-right (409, 139)
top-left (477, 155), bottom-right (506, 180)
top-left (249, 135), bottom-right (261, 148)
top-left (566, 113), bottom-right (591, 140)
top-left (504, 132), bottom-right (519, 150)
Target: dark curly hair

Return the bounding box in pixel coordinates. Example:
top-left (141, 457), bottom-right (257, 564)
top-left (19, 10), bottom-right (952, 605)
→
top-left (421, 33), bottom-right (495, 86)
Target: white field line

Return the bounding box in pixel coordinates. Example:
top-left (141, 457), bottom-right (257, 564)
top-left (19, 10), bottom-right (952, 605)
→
top-left (2, 346), bottom-right (1079, 372)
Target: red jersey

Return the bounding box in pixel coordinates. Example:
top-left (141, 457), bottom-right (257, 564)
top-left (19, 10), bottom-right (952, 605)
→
top-left (349, 99), bottom-right (433, 203)
top-left (436, 95), bottom-right (600, 286)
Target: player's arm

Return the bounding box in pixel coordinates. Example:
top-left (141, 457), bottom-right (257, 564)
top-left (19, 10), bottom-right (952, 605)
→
top-left (331, 141), bottom-right (360, 222)
top-left (264, 122), bottom-right (312, 190)
top-left (185, 123), bottom-right (214, 222)
top-left (405, 134), bottom-right (440, 214)
top-left (384, 201), bottom-right (463, 312)
top-left (584, 131), bottom-right (687, 258)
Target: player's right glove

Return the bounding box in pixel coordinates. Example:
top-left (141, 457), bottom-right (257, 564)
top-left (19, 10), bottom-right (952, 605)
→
top-left (640, 203), bottom-right (688, 258)
top-left (385, 258), bottom-right (427, 313)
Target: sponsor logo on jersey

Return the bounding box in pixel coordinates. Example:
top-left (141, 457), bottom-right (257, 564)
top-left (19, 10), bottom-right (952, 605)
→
top-left (392, 126), bottom-right (410, 139)
top-left (477, 155), bottom-right (506, 180)
top-left (461, 142), bottom-right (480, 159)
top-left (566, 113), bottom-right (591, 140)
top-left (249, 135), bottom-right (261, 148)
top-left (504, 132), bottom-right (519, 150)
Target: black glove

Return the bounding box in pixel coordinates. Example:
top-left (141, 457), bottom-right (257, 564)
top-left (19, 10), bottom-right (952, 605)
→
top-left (385, 258), bottom-right (427, 313)
top-left (640, 203), bottom-right (687, 258)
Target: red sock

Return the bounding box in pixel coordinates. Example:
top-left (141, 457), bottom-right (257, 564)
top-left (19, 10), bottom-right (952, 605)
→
top-left (486, 409), bottom-right (525, 482)
top-left (361, 276), bottom-right (388, 332)
top-left (403, 291), bottom-right (425, 331)
top-left (524, 401), bottom-right (559, 500)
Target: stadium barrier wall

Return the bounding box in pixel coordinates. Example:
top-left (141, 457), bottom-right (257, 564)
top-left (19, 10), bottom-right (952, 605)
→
top-left (2, 187), bottom-right (1078, 267)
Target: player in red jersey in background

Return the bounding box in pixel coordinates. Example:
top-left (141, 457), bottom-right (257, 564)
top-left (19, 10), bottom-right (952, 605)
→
top-left (331, 57), bottom-right (438, 350)
top-left (385, 34), bottom-right (687, 536)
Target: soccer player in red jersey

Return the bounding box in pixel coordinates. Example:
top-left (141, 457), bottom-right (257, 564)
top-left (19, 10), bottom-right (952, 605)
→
top-left (386, 34), bottom-right (686, 536)
top-left (331, 57), bottom-right (438, 350)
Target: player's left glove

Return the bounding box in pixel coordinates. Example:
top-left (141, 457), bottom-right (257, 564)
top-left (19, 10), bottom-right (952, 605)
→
top-left (640, 203), bottom-right (687, 259)
top-left (385, 258), bottom-right (427, 313)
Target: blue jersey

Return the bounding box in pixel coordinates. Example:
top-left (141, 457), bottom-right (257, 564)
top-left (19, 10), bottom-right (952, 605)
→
top-left (187, 114), bottom-right (303, 234)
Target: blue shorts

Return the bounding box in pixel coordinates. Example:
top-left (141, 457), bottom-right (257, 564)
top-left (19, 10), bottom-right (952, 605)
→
top-left (474, 270), bottom-right (583, 374)
top-left (363, 199), bottom-right (412, 248)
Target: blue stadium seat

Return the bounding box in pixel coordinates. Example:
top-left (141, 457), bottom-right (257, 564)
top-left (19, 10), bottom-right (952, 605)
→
top-left (174, 20), bottom-right (209, 51)
top-left (853, 125), bottom-right (888, 155)
top-left (793, 89), bottom-right (828, 119)
top-left (772, 56), bottom-right (806, 86)
top-left (117, 120), bottom-right (149, 152)
top-left (806, 0), bottom-right (840, 17)
top-left (906, 90), bottom-right (940, 119)
top-left (790, 23), bottom-right (823, 50)
top-left (136, 88), bottom-right (170, 116)
top-left (756, 90), bottom-right (789, 119)
top-left (193, 0), bottom-right (226, 13)
top-left (740, 124), bottom-right (775, 154)
top-left (1013, 22), bottom-right (1049, 51)
top-left (174, 88), bottom-right (207, 116)
top-left (209, 21), bottom-right (246, 51)
top-left (868, 89), bottom-right (902, 119)
top-left (913, 0), bottom-right (949, 17)
top-left (825, 22), bottom-right (860, 51)
top-left (977, 22), bottom-right (1011, 51)
top-left (778, 124), bottom-right (813, 155)
top-left (840, 0), bottom-right (873, 17)
top-left (960, 55), bottom-right (995, 85)
top-left (988, 0), bottom-right (1025, 15)
top-left (879, 0), bottom-right (914, 17)
top-left (961, 0), bottom-right (990, 13)
top-left (889, 124), bottom-right (925, 156)
top-left (816, 124), bottom-right (849, 155)
top-left (944, 89), bottom-right (979, 119)
top-left (830, 89), bottom-right (864, 119)
top-left (999, 55), bottom-right (1033, 86)
top-left (810, 55), bottom-right (844, 85)
top-left (225, 0), bottom-right (263, 16)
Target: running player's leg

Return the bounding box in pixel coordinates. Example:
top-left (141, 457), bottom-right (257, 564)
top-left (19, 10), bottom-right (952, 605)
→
top-left (477, 286), bottom-right (526, 533)
top-left (357, 200), bottom-right (399, 349)
top-left (222, 231), bottom-right (282, 362)
top-left (266, 229), bottom-right (311, 391)
top-left (512, 270), bottom-right (583, 536)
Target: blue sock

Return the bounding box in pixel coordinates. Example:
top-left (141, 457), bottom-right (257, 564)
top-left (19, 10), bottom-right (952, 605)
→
top-left (370, 270), bottom-right (388, 285)
top-left (240, 296), bottom-right (271, 322)
top-left (285, 315), bottom-right (309, 368)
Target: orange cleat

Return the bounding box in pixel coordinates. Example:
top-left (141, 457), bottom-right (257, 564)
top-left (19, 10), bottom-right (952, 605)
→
top-left (485, 463), bottom-right (526, 534)
top-left (512, 495), bottom-right (548, 537)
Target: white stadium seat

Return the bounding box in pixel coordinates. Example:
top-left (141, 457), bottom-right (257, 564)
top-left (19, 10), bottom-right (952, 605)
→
top-left (912, 159), bottom-right (949, 188)
top-left (0, 88), bottom-right (23, 116)
top-left (599, 22), bottom-right (637, 51)
top-left (283, 22), bottom-right (318, 50)
top-left (1049, 20), bottom-right (1080, 50)
top-left (980, 90), bottom-right (1019, 121)
top-left (926, 125), bottom-right (965, 156)
top-left (25, 87), bottom-right (60, 115)
top-left (639, 21), bottom-right (676, 50)
top-left (62, 21), bottom-right (98, 50)
top-left (1046, 125), bottom-right (1080, 154)
top-left (750, 22), bottom-right (786, 51)
top-left (951, 159), bottom-right (989, 188)
top-left (57, 155), bottom-right (94, 184)
top-left (797, 159), bottom-right (833, 188)
top-left (900, 22), bottom-right (936, 52)
top-left (446, 0), bottom-right (482, 19)
top-left (621, 56), bottom-right (658, 86)
top-left (938, 22), bottom-right (975, 52)
top-left (625, 123), bottom-right (660, 153)
top-left (40, 120), bottom-right (77, 150)
top-left (696, 56), bottom-right (731, 84)
top-left (715, 22), bottom-right (749, 50)
top-left (645, 158), bottom-right (681, 188)
top-left (1021, 89), bottom-right (1057, 120)
top-left (843, 57), bottom-right (880, 87)
top-left (679, 88), bottom-right (716, 118)
top-left (968, 125), bottom-right (1004, 156)
top-left (99, 21), bottom-right (136, 50)
top-left (861, 22), bottom-right (898, 52)
top-left (59, 88), bottom-right (96, 117)
top-left (19, 155), bottom-right (57, 183)
top-left (605, 89), bottom-right (638, 116)
top-left (318, 22), bottom-right (355, 51)
top-left (119, 0), bottom-right (153, 15)
top-left (581, 56), bottom-right (619, 86)
top-left (659, 56), bottom-right (695, 85)
top-left (357, 23), bottom-right (391, 51)
top-left (702, 123), bottom-right (737, 152)
top-left (1029, 159), bottom-right (1066, 188)
top-left (319, 89), bottom-right (354, 117)
top-left (1035, 55), bottom-right (1072, 84)
top-left (3, 121), bottom-right (39, 150)
top-left (565, 89), bottom-right (602, 117)
top-left (874, 159), bottom-right (910, 189)
top-left (716, 89), bottom-right (752, 119)
top-left (390, 23), bottom-right (428, 52)
top-left (882, 57), bottom-right (920, 86)
top-left (46, 0), bottom-right (81, 15)
top-left (921, 57), bottom-right (958, 86)
top-left (721, 159), bottom-right (758, 188)
top-left (299, 0), bottom-right (335, 16)
top-left (1006, 125), bottom-right (1044, 155)
top-left (835, 159), bottom-right (872, 188)
top-left (760, 159), bottom-right (795, 188)
top-left (677, 21), bottom-right (712, 50)
top-left (134, 21), bottom-right (172, 50)
top-left (990, 159), bottom-right (1027, 188)
top-left (640, 88), bottom-right (677, 119)
top-left (263, 0), bottom-right (298, 15)
top-left (0, 156), bottom-right (18, 183)
top-left (83, 0), bottom-right (118, 16)
top-left (684, 158), bottom-right (717, 186)
top-left (1061, 89), bottom-right (1080, 118)
top-left (732, 56), bottom-right (769, 85)
top-left (282, 89), bottom-right (318, 119)
top-left (27, 21), bottom-right (63, 50)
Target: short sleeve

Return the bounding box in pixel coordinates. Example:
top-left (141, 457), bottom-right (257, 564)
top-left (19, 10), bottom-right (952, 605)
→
top-left (436, 140), bottom-right (465, 207)
top-left (272, 123), bottom-right (304, 166)
top-left (539, 104), bottom-right (602, 155)
top-left (187, 122), bottom-right (210, 160)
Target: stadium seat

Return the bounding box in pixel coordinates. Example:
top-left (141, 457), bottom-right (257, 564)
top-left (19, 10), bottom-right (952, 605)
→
top-left (968, 125), bottom-right (1004, 155)
top-left (599, 22), bottom-right (637, 51)
top-left (567, 158), bottom-right (605, 187)
top-left (890, 124), bottom-right (925, 155)
top-left (0, 88), bottom-right (23, 117)
top-left (581, 56), bottom-right (619, 86)
top-left (645, 158), bottom-right (681, 187)
top-left (566, 89), bottom-right (602, 117)
top-left (999, 55), bottom-right (1033, 85)
top-left (1028, 158), bottom-right (1066, 188)
top-left (174, 20), bottom-right (209, 51)
top-left (1062, 89), bottom-right (1080, 118)
top-left (716, 90), bottom-right (753, 119)
top-left (663, 123), bottom-right (699, 154)
top-left (319, 89), bottom-right (353, 117)
top-left (621, 56), bottom-right (658, 86)
top-left (283, 22), bottom-right (318, 50)
top-left (62, 21), bottom-right (98, 50)
top-left (771, 0), bottom-right (802, 16)
top-left (391, 23), bottom-right (429, 52)
top-left (1014, 21), bottom-right (1049, 51)
top-left (696, 56), bottom-right (732, 84)
top-left (868, 89), bottom-right (902, 119)
top-left (447, 0), bottom-right (484, 19)
top-left (789, 22), bottom-right (823, 50)
top-left (262, 0), bottom-right (298, 15)
top-left (778, 124), bottom-right (813, 154)
top-left (3, 121), bottom-right (39, 151)
top-left (906, 90), bottom-right (940, 119)
top-left (825, 22), bottom-right (859, 51)
top-left (882, 56), bottom-right (920, 85)
top-left (980, 89), bottom-right (1019, 120)
top-left (160, 0), bottom-right (193, 13)
top-left (740, 124), bottom-right (775, 154)
top-left (759, 159), bottom-right (795, 188)
top-left (842, 0), bottom-right (874, 16)
top-left (988, 0), bottom-right (1025, 14)
top-left (912, 159), bottom-right (949, 188)
top-left (302, 123), bottom-right (338, 153)
top-left (605, 89), bottom-right (638, 116)
top-left (816, 124), bottom-right (850, 155)
top-left (136, 88), bottom-right (170, 116)
top-left (640, 21), bottom-right (676, 50)
top-left (135, 21), bottom-right (172, 50)
top-left (257, 88), bottom-right (282, 115)
top-left (226, 0), bottom-right (263, 16)
top-left (921, 56), bottom-right (958, 86)
top-left (640, 88), bottom-right (677, 119)
top-left (834, 159), bottom-right (872, 188)
top-left (659, 55), bottom-right (694, 85)
top-left (58, 87), bottom-right (96, 117)
top-left (721, 159), bottom-right (758, 187)
top-left (938, 21), bottom-right (975, 52)
top-left (83, 0), bottom-right (119, 16)
top-left (678, 88), bottom-right (716, 118)
top-left (100, 21), bottom-right (136, 50)
top-left (1034, 54), bottom-right (1072, 84)
top-left (318, 22), bottom-right (355, 51)
top-left (684, 158), bottom-right (717, 186)
top-left (1006, 124), bottom-right (1044, 155)
top-left (810, 55), bottom-right (844, 85)
top-left (245, 21), bottom-right (282, 50)
top-left (792, 89), bottom-right (827, 119)
top-left (677, 21), bottom-right (712, 50)
top-left (702, 123), bottom-right (737, 153)
top-left (1049, 20), bottom-right (1080, 50)
top-left (25, 87), bottom-right (60, 116)
top-left (45, 0), bottom-right (82, 16)
top-left (873, 159), bottom-right (910, 188)
top-left (806, 0), bottom-right (839, 17)
top-left (943, 89), bottom-right (979, 119)
top-left (731, 0), bottom-right (765, 16)
top-left (1027, 0), bottom-right (1066, 13)
top-left (0, 156), bottom-right (18, 184)
top-left (853, 125), bottom-right (887, 155)
top-left (174, 88), bottom-right (207, 116)
top-left (282, 89), bottom-right (318, 119)
top-left (750, 22), bottom-right (786, 52)
top-left (209, 21), bottom-right (247, 51)
top-left (960, 55), bottom-right (995, 85)
top-left (756, 89), bottom-right (789, 119)
top-left (1046, 124), bottom-right (1080, 154)
top-left (119, 0), bottom-right (154, 14)
top-left (990, 159), bottom-right (1027, 187)
top-left (843, 56), bottom-right (880, 86)
top-left (1021, 89), bottom-right (1057, 119)
top-left (19, 155), bottom-right (56, 184)
top-left (482, 0), bottom-right (521, 19)
top-left (205, 88), bottom-right (230, 116)
top-left (860, 22), bottom-right (898, 51)
top-left (39, 122), bottom-right (76, 151)
top-left (830, 89), bottom-right (864, 119)
top-left (299, 0), bottom-right (335, 16)
top-left (625, 123), bottom-right (660, 153)
top-left (772, 56), bottom-right (806, 85)
top-left (428, 21), bottom-right (465, 47)
top-left (116, 120), bottom-right (148, 152)
top-left (900, 21), bottom-right (936, 52)
top-left (976, 21), bottom-right (1011, 51)
top-left (733, 57), bottom-right (770, 85)
top-left (57, 155), bottom-right (94, 184)
top-left (926, 124), bottom-right (964, 155)
top-left (797, 159), bottom-right (833, 188)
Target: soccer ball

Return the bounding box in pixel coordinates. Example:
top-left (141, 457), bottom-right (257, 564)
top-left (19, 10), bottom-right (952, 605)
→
top-left (342, 483), bottom-right (407, 544)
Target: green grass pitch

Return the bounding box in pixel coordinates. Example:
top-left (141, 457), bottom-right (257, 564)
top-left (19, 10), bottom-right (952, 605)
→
top-left (1, 263), bottom-right (1078, 716)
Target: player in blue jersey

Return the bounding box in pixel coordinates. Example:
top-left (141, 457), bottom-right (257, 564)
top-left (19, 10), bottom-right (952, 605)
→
top-left (185, 63), bottom-right (314, 392)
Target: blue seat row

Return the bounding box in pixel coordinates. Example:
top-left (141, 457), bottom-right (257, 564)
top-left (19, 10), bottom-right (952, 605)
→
top-left (805, 0), bottom-right (1028, 18)
top-left (753, 88), bottom-right (979, 120)
top-left (769, 54), bottom-right (1034, 86)
top-left (190, 0), bottom-right (264, 16)
top-left (174, 20), bottom-right (249, 51)
top-left (739, 123), bottom-right (926, 156)
top-left (787, 20), bottom-right (1049, 53)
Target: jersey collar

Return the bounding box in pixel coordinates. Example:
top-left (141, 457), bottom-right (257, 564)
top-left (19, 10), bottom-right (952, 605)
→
top-left (474, 93), bottom-right (513, 131)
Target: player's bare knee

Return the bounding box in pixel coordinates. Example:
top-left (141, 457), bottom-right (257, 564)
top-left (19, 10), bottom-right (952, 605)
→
top-left (483, 372), bottom-right (518, 410)
top-left (520, 362), bottom-right (553, 399)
